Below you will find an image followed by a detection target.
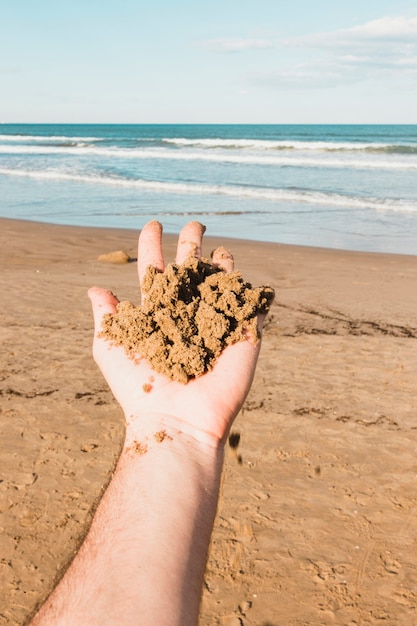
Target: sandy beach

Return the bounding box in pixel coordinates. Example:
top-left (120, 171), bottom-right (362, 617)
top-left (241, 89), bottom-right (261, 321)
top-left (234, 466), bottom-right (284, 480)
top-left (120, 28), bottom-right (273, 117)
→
top-left (2, 217), bottom-right (417, 626)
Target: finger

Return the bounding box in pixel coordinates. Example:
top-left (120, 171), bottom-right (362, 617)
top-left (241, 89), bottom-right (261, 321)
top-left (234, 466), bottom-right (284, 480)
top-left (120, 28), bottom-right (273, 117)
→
top-left (210, 246), bottom-right (234, 273)
top-left (176, 221), bottom-right (206, 265)
top-left (138, 220), bottom-right (165, 294)
top-left (88, 287), bottom-right (119, 335)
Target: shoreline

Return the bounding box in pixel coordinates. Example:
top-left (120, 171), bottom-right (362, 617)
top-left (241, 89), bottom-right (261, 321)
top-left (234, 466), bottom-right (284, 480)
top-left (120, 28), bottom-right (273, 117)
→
top-left (2, 214), bottom-right (417, 259)
top-left (1, 216), bottom-right (417, 625)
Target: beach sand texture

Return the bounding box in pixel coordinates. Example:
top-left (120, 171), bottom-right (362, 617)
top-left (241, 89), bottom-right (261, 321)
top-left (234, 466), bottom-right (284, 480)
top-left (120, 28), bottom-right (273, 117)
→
top-left (1, 218), bottom-right (417, 625)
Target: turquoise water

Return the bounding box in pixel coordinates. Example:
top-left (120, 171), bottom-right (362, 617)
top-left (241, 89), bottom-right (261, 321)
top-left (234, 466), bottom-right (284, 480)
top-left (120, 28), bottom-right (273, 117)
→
top-left (1, 124), bottom-right (417, 254)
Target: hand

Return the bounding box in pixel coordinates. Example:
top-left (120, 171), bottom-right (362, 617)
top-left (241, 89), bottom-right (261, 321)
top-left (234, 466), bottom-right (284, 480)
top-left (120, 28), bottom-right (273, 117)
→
top-left (88, 221), bottom-right (268, 446)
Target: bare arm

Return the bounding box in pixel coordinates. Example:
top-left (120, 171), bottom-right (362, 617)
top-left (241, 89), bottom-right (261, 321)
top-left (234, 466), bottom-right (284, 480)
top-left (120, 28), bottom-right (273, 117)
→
top-left (30, 221), bottom-right (268, 626)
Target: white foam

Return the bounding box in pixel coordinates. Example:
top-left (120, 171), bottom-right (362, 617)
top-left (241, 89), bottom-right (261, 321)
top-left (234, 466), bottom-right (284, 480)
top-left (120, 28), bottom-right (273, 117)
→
top-left (1, 166), bottom-right (416, 213)
top-left (162, 137), bottom-right (402, 152)
top-left (1, 133), bottom-right (415, 155)
top-left (1, 144), bottom-right (416, 171)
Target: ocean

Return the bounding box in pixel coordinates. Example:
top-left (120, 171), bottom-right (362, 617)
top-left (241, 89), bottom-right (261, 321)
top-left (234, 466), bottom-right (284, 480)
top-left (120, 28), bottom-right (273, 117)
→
top-left (1, 124), bottom-right (417, 255)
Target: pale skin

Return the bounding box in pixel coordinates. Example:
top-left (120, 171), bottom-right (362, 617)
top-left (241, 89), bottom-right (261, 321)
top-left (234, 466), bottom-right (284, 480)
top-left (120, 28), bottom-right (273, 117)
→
top-left (30, 220), bottom-right (270, 626)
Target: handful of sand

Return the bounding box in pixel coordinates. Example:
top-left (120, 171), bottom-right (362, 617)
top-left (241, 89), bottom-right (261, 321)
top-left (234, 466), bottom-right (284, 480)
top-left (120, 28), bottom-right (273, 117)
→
top-left (99, 256), bottom-right (274, 384)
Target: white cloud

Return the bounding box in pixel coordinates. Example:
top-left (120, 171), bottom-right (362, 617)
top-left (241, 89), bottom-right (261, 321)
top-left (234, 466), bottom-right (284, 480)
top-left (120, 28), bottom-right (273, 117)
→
top-left (255, 15), bottom-right (417, 90)
top-left (287, 15), bottom-right (417, 47)
top-left (197, 15), bottom-right (417, 91)
top-left (200, 38), bottom-right (273, 53)
top-left (348, 15), bottom-right (417, 40)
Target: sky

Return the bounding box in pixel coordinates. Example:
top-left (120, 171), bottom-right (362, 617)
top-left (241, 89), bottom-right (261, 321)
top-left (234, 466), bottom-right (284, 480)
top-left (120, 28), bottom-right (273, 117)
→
top-left (1, 0), bottom-right (417, 124)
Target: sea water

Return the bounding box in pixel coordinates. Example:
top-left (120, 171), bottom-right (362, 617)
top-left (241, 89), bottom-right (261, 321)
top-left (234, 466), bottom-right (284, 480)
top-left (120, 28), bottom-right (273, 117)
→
top-left (1, 124), bottom-right (417, 255)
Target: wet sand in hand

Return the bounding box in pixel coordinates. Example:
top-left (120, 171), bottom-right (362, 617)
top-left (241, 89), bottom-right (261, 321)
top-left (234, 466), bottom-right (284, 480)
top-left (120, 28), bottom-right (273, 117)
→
top-left (1, 217), bottom-right (417, 625)
top-left (100, 254), bottom-right (274, 383)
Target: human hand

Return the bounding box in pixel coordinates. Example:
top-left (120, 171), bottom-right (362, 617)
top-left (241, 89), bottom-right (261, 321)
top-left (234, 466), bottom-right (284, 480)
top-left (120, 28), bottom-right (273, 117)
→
top-left (88, 221), bottom-right (271, 447)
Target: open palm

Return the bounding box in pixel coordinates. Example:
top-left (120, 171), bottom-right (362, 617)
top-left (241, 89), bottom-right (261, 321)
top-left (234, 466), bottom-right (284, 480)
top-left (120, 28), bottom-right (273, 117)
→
top-left (88, 221), bottom-right (266, 444)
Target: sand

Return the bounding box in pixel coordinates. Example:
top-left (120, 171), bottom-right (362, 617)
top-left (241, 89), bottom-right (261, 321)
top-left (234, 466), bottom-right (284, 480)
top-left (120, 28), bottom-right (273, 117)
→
top-left (1, 217), bottom-right (417, 625)
top-left (100, 257), bottom-right (274, 383)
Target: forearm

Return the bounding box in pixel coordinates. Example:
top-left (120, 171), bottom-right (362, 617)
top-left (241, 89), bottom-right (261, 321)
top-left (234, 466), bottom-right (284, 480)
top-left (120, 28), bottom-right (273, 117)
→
top-left (31, 414), bottom-right (224, 626)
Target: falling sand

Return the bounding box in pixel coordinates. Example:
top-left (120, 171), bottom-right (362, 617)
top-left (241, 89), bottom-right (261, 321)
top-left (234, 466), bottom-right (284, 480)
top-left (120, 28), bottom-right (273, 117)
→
top-left (99, 256), bottom-right (275, 383)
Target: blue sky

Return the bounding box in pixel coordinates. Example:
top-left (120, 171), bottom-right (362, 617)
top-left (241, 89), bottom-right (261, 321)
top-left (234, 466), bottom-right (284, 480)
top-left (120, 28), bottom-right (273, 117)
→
top-left (2, 0), bottom-right (417, 123)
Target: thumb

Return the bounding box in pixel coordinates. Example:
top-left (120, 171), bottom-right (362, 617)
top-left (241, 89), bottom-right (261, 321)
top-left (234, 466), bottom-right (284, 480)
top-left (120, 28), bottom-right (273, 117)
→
top-left (88, 287), bottom-right (119, 334)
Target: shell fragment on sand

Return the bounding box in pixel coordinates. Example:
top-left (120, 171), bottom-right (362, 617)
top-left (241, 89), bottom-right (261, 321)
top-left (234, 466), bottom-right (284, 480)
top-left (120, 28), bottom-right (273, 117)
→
top-left (98, 250), bottom-right (132, 264)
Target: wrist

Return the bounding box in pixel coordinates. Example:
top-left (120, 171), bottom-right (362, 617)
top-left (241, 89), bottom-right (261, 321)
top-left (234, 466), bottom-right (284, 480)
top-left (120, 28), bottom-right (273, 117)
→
top-left (122, 411), bottom-right (226, 462)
